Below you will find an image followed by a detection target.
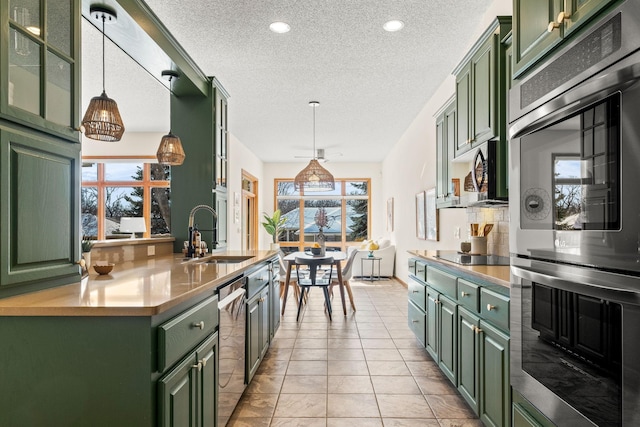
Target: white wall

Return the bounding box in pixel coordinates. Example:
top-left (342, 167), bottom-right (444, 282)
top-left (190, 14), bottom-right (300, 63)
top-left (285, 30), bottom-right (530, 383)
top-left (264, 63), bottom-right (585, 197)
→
top-left (382, 0), bottom-right (513, 282)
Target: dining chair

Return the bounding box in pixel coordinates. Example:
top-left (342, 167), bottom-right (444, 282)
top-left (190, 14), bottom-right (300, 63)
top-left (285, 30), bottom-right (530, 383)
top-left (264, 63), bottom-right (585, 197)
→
top-left (278, 251), bottom-right (303, 304)
top-left (294, 256), bottom-right (334, 321)
top-left (329, 247), bottom-right (358, 311)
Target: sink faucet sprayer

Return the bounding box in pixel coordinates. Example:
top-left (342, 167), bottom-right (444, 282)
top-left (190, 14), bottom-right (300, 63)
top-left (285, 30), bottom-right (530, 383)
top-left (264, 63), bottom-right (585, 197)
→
top-left (188, 204), bottom-right (218, 257)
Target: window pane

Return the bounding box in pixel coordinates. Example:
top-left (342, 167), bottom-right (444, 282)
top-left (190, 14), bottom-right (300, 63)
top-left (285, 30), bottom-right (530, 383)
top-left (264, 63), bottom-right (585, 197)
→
top-left (105, 187), bottom-right (142, 235)
top-left (81, 186), bottom-right (98, 238)
top-left (151, 188), bottom-right (171, 235)
top-left (150, 164), bottom-right (170, 181)
top-left (105, 163), bottom-right (143, 181)
top-left (347, 199), bottom-right (368, 241)
top-left (82, 162), bottom-right (97, 181)
top-left (346, 181), bottom-right (368, 196)
top-left (46, 51), bottom-right (71, 126)
top-left (304, 181), bottom-right (342, 196)
top-left (277, 181), bottom-right (299, 196)
top-left (9, 28), bottom-right (41, 114)
top-left (303, 201), bottom-right (341, 242)
top-left (278, 200), bottom-right (300, 242)
top-left (47, 0), bottom-right (71, 55)
top-left (10, 1), bottom-right (40, 33)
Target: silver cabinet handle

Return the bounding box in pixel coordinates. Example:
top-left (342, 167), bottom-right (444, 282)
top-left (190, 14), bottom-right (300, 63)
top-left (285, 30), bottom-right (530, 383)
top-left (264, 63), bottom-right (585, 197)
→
top-left (412, 290), bottom-right (420, 293)
top-left (192, 321), bottom-right (205, 330)
top-left (461, 291), bottom-right (469, 297)
top-left (487, 304), bottom-right (496, 311)
top-left (412, 319), bottom-right (420, 323)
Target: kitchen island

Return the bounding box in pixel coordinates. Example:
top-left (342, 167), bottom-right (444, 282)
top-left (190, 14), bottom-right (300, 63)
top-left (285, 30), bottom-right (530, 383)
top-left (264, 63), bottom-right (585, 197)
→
top-left (0, 250), bottom-right (278, 427)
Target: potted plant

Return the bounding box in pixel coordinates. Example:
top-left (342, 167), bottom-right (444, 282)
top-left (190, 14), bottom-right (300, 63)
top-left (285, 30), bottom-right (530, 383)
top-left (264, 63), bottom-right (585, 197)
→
top-left (81, 236), bottom-right (94, 271)
top-left (262, 209), bottom-right (287, 249)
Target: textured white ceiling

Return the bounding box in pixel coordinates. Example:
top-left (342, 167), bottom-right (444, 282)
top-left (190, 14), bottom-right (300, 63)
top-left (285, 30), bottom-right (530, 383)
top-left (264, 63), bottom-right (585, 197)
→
top-left (82, 0), bottom-right (495, 163)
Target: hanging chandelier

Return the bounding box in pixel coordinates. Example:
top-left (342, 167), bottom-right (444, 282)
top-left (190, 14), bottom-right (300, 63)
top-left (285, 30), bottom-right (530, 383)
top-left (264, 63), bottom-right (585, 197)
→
top-left (81, 5), bottom-right (125, 141)
top-left (294, 101), bottom-right (335, 192)
top-left (156, 70), bottom-right (185, 165)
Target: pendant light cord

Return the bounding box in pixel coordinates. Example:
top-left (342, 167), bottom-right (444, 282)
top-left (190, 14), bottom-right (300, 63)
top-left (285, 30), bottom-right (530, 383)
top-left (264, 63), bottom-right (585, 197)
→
top-left (101, 12), bottom-right (106, 93)
top-left (312, 105), bottom-right (316, 159)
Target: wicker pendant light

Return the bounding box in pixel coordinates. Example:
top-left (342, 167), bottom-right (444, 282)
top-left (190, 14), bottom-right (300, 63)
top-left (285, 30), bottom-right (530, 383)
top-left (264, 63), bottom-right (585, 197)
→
top-left (156, 71), bottom-right (185, 165)
top-left (294, 101), bottom-right (335, 192)
top-left (81, 6), bottom-right (125, 142)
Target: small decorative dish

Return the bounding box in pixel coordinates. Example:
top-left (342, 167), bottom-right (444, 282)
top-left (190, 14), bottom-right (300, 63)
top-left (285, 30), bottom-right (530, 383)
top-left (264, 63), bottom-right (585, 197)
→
top-left (93, 263), bottom-right (115, 275)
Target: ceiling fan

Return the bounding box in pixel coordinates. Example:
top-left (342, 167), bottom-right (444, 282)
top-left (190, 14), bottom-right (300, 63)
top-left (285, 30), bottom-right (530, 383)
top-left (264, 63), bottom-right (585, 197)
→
top-left (294, 148), bottom-right (342, 163)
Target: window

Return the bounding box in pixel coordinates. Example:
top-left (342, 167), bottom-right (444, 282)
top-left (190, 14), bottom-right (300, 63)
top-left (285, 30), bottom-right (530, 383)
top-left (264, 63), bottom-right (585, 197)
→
top-left (81, 162), bottom-right (171, 239)
top-left (275, 179), bottom-right (370, 252)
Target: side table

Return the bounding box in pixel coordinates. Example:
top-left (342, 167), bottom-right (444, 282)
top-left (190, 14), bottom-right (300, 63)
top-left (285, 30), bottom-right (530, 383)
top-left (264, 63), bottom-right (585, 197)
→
top-left (361, 256), bottom-right (382, 281)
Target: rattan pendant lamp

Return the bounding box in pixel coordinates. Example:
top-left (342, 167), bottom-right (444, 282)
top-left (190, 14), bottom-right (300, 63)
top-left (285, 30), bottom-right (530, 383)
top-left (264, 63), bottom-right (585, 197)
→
top-left (294, 101), bottom-right (335, 192)
top-left (156, 70), bottom-right (185, 165)
top-left (81, 5), bottom-right (125, 142)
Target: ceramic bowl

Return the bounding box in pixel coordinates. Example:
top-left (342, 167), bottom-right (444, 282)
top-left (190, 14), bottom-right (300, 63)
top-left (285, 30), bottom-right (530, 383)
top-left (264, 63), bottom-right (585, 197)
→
top-left (311, 247), bottom-right (321, 255)
top-left (93, 263), bottom-right (115, 275)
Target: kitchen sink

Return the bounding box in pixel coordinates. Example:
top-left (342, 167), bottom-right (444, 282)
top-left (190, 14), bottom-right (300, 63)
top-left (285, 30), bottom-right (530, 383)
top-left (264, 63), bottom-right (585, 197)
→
top-left (204, 255), bottom-right (254, 264)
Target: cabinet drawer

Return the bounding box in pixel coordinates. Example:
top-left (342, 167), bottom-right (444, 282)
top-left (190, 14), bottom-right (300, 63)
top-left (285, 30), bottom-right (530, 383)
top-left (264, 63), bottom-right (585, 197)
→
top-left (408, 277), bottom-right (427, 311)
top-left (457, 279), bottom-right (480, 313)
top-left (427, 266), bottom-right (457, 298)
top-left (408, 300), bottom-right (426, 347)
top-left (415, 261), bottom-right (427, 282)
top-left (158, 295), bottom-right (219, 371)
top-left (408, 258), bottom-right (416, 275)
top-left (247, 264), bottom-right (269, 298)
top-left (480, 288), bottom-right (509, 331)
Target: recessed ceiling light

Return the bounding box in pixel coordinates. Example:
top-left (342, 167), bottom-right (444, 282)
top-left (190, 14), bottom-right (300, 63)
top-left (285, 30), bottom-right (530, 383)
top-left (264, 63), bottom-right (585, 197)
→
top-left (269, 22), bottom-right (291, 33)
top-left (383, 20), bottom-right (404, 32)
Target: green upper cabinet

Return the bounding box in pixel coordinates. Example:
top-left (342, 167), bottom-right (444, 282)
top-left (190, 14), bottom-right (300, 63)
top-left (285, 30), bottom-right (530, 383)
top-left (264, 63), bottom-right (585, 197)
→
top-left (435, 97), bottom-right (457, 208)
top-left (513, 0), bottom-right (618, 78)
top-left (453, 16), bottom-right (511, 158)
top-left (2, 0), bottom-right (81, 141)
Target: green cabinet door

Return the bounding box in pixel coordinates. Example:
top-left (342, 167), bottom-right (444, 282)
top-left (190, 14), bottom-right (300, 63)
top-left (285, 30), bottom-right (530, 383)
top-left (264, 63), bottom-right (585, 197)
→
top-left (246, 292), bottom-right (261, 382)
top-left (513, 0), bottom-right (562, 77)
top-left (159, 351), bottom-right (197, 427)
top-left (196, 333), bottom-right (218, 427)
top-left (563, 0), bottom-right (617, 36)
top-left (426, 287), bottom-right (440, 361)
top-left (455, 62), bottom-right (472, 157)
top-left (439, 295), bottom-right (457, 384)
top-left (214, 189), bottom-right (228, 249)
top-left (471, 36), bottom-right (496, 145)
top-left (436, 98), bottom-right (458, 208)
top-left (480, 320), bottom-right (510, 427)
top-left (458, 307), bottom-right (480, 414)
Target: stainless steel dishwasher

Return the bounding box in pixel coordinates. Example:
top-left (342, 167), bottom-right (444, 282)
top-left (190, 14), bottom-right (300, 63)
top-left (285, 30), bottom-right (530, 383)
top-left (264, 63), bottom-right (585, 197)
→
top-left (217, 276), bottom-right (246, 427)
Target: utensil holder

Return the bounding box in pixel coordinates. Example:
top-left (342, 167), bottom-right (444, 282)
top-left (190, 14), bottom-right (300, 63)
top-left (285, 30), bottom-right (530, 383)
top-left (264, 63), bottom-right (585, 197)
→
top-left (470, 236), bottom-right (487, 255)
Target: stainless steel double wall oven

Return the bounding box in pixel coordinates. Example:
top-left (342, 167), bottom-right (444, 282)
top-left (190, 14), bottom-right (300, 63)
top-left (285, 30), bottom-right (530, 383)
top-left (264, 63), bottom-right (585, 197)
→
top-left (509, 1), bottom-right (640, 425)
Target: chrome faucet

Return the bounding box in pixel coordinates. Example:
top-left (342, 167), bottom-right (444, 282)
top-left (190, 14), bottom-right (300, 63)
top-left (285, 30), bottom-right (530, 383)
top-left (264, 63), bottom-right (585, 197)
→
top-left (187, 204), bottom-right (218, 257)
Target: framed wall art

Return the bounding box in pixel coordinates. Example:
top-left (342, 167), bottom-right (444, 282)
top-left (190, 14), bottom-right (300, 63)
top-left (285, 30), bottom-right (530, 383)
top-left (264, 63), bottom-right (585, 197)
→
top-left (415, 191), bottom-right (426, 240)
top-left (426, 187), bottom-right (439, 241)
top-left (387, 197), bottom-right (394, 232)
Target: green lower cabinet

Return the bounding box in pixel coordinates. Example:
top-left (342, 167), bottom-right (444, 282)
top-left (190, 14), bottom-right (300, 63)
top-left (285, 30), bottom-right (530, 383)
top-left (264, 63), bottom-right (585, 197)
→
top-left (158, 332), bottom-right (218, 427)
top-left (408, 300), bottom-right (426, 347)
top-left (458, 307), bottom-right (480, 414)
top-left (480, 320), bottom-right (510, 427)
top-left (246, 285), bottom-right (270, 383)
top-left (438, 295), bottom-right (457, 384)
top-left (426, 287), bottom-right (440, 360)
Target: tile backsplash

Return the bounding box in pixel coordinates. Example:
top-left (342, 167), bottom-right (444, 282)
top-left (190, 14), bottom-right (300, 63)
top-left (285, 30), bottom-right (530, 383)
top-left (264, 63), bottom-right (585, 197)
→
top-left (466, 206), bottom-right (509, 257)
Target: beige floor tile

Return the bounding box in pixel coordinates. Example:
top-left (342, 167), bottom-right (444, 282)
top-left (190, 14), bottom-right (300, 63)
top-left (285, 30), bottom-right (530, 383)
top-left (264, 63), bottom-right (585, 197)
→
top-left (275, 329), bottom-right (300, 339)
top-left (328, 348), bottom-right (365, 361)
top-left (271, 338), bottom-right (296, 349)
top-left (286, 360), bottom-right (328, 376)
top-left (327, 394), bottom-right (380, 418)
top-left (295, 338), bottom-right (328, 349)
top-left (376, 394), bottom-right (435, 418)
top-left (328, 338), bottom-right (362, 349)
top-left (281, 375), bottom-right (328, 394)
top-left (391, 338), bottom-right (424, 349)
top-left (226, 417), bottom-right (272, 427)
top-left (271, 418), bottom-right (327, 427)
top-left (363, 348), bottom-right (403, 361)
top-left (398, 347), bottom-right (432, 361)
top-left (274, 393), bottom-right (327, 418)
top-left (244, 374), bottom-right (285, 394)
top-left (425, 394), bottom-right (478, 419)
top-left (290, 348), bottom-right (328, 361)
top-left (370, 375), bottom-right (421, 395)
top-left (414, 375), bottom-right (458, 395)
top-left (437, 419), bottom-right (485, 427)
top-left (328, 329), bottom-right (360, 339)
top-left (387, 329), bottom-right (417, 339)
top-left (327, 375), bottom-right (374, 394)
top-left (232, 393), bottom-right (279, 418)
top-left (301, 329), bottom-right (329, 339)
top-left (327, 418), bottom-right (383, 427)
top-left (263, 347), bottom-right (294, 361)
top-left (405, 360), bottom-right (442, 377)
top-left (360, 338), bottom-right (396, 349)
top-left (358, 329), bottom-right (391, 339)
top-left (328, 360), bottom-right (370, 376)
top-left (256, 359), bottom-right (289, 376)
top-left (381, 419), bottom-right (440, 427)
top-left (366, 360), bottom-right (411, 376)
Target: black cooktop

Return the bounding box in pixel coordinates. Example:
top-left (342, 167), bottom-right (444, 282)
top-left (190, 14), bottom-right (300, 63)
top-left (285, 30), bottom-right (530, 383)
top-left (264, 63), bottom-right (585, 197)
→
top-left (435, 251), bottom-right (510, 266)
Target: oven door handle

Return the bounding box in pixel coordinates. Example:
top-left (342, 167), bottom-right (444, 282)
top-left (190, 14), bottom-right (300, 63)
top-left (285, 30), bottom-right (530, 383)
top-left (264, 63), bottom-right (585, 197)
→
top-left (511, 265), bottom-right (640, 304)
top-left (218, 287), bottom-right (246, 310)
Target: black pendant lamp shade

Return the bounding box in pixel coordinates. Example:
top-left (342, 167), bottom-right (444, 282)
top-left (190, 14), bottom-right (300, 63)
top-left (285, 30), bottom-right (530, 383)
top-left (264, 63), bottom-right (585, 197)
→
top-left (294, 101), bottom-right (335, 192)
top-left (81, 5), bottom-right (125, 142)
top-left (156, 70), bottom-right (185, 165)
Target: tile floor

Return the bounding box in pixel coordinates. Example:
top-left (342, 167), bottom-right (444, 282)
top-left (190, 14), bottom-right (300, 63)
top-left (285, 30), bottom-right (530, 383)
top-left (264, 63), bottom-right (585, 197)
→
top-left (227, 278), bottom-right (482, 427)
